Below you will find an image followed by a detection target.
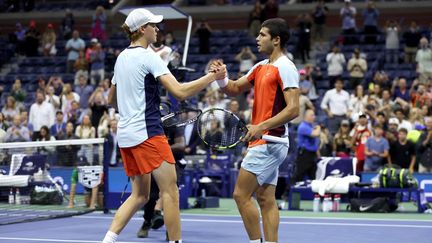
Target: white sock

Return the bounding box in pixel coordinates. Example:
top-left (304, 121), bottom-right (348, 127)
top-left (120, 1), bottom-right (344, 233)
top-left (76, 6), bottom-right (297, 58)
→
top-left (169, 240), bottom-right (182, 243)
top-left (250, 239), bottom-right (262, 243)
top-left (102, 231), bottom-right (118, 243)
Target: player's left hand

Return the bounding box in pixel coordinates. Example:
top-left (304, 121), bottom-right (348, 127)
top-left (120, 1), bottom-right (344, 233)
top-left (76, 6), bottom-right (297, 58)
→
top-left (242, 124), bottom-right (265, 142)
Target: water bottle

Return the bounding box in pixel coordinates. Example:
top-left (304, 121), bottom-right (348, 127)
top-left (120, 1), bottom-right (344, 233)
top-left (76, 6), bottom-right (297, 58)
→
top-left (332, 194), bottom-right (341, 212)
top-left (313, 194), bottom-right (321, 212)
top-left (15, 188), bottom-right (21, 205)
top-left (322, 194), bottom-right (331, 212)
top-left (8, 188), bottom-right (14, 204)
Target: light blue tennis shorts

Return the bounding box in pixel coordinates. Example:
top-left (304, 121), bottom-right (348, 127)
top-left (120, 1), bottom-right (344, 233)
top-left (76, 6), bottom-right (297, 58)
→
top-left (241, 143), bottom-right (289, 186)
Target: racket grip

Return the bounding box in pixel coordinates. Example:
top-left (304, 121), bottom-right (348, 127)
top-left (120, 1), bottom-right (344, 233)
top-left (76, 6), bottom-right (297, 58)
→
top-left (262, 135), bottom-right (289, 144)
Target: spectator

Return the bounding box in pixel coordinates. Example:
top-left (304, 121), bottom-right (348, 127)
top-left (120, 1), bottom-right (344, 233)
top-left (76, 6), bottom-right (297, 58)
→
top-left (91, 6), bottom-right (107, 42)
top-left (10, 78), bottom-right (27, 105)
top-left (377, 89), bottom-right (395, 118)
top-left (13, 22), bottom-right (26, 55)
top-left (372, 70), bottom-right (391, 90)
top-left (235, 46), bottom-right (257, 77)
top-left (195, 21), bottom-right (212, 54)
top-left (57, 122), bottom-right (79, 166)
top-left (340, 0), bottom-right (357, 44)
top-left (333, 119), bottom-right (352, 158)
top-left (415, 37), bottom-right (432, 84)
top-left (391, 78), bottom-right (411, 102)
top-left (1, 96), bottom-right (20, 127)
top-left (66, 30), bottom-right (85, 73)
top-left (403, 21), bottom-right (421, 64)
top-left (61, 9), bottom-right (75, 40)
top-left (362, 1), bottom-right (379, 44)
top-left (417, 116), bottom-right (432, 173)
top-left (347, 48), bottom-right (367, 89)
top-left (5, 114), bottom-right (30, 142)
top-left (50, 110), bottom-right (67, 139)
top-left (304, 64), bottom-right (320, 102)
top-left (74, 75), bottom-right (94, 109)
top-left (88, 89), bottom-right (107, 130)
top-left (20, 110), bottom-right (34, 138)
top-left (74, 51), bottom-right (89, 85)
top-left (105, 119), bottom-right (120, 166)
top-left (411, 80), bottom-right (431, 108)
top-left (409, 107), bottom-right (425, 128)
top-left (320, 79), bottom-right (350, 134)
top-left (29, 90), bottom-right (55, 140)
top-left (262, 0), bottom-right (278, 21)
top-left (35, 125), bottom-right (56, 164)
top-left (47, 76), bottom-right (64, 96)
top-left (296, 13), bottom-right (312, 64)
top-left (385, 20), bottom-right (400, 64)
top-left (24, 20), bottom-right (40, 57)
top-left (45, 85), bottom-right (60, 109)
top-left (90, 42), bottom-right (105, 84)
top-left (299, 69), bottom-right (312, 96)
top-left (350, 113), bottom-right (372, 172)
top-left (389, 128), bottom-right (416, 173)
top-left (61, 83), bottom-right (80, 118)
top-left (386, 117), bottom-right (399, 143)
top-left (291, 109), bottom-right (320, 183)
top-left (311, 0), bottom-right (329, 50)
top-left (248, 1), bottom-right (262, 38)
top-left (75, 114), bottom-right (96, 164)
top-left (326, 46), bottom-right (346, 85)
top-left (40, 23), bottom-right (57, 56)
top-left (86, 38), bottom-right (99, 63)
top-left (364, 124), bottom-right (390, 171)
top-left (319, 123), bottom-right (333, 156)
top-left (393, 108), bottom-right (413, 131)
top-left (66, 100), bottom-right (83, 126)
top-left (349, 85), bottom-right (368, 122)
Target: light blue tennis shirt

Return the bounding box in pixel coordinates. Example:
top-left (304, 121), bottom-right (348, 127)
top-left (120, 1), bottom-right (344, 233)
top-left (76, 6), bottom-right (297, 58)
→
top-left (111, 46), bottom-right (170, 148)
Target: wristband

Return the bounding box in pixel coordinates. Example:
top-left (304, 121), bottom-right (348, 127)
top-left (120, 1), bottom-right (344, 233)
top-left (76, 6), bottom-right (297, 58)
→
top-left (216, 76), bottom-right (229, 88)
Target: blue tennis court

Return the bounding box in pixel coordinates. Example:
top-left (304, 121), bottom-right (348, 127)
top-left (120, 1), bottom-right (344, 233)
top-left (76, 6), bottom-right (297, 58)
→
top-left (0, 212), bottom-right (431, 243)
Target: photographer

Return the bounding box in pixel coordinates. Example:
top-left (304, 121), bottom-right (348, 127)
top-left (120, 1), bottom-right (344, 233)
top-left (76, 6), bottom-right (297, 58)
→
top-left (235, 46), bottom-right (257, 77)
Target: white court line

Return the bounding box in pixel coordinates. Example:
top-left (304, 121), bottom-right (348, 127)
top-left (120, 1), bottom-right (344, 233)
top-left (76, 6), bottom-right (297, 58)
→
top-left (79, 213), bottom-right (432, 223)
top-left (74, 215), bottom-right (432, 228)
top-left (0, 237), bottom-right (141, 243)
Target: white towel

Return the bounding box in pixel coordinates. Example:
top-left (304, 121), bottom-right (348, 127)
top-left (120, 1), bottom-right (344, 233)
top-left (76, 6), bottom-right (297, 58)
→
top-left (311, 175), bottom-right (360, 196)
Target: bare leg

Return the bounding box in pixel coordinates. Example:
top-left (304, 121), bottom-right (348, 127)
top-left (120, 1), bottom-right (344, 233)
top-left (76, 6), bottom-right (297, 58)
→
top-left (67, 183), bottom-right (76, 208)
top-left (108, 174), bottom-right (151, 234)
top-left (233, 168), bottom-right (261, 240)
top-left (89, 186), bottom-right (98, 209)
top-left (152, 161), bottom-right (181, 241)
top-left (256, 184), bottom-right (279, 242)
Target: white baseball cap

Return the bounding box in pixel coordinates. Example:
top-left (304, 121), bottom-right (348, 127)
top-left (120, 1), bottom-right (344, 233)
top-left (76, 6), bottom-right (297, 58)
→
top-left (124, 8), bottom-right (163, 32)
top-left (389, 117), bottom-right (400, 125)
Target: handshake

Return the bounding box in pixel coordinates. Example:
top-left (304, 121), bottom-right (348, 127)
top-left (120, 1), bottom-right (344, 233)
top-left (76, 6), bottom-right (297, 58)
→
top-left (208, 59), bottom-right (229, 88)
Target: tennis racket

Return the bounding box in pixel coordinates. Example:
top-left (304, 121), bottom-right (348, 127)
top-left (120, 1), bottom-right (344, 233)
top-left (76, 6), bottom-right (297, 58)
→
top-left (197, 108), bottom-right (289, 150)
top-left (161, 102), bottom-right (202, 128)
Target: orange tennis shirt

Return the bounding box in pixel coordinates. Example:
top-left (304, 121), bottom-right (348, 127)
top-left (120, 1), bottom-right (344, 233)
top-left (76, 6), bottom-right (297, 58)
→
top-left (246, 55), bottom-right (299, 147)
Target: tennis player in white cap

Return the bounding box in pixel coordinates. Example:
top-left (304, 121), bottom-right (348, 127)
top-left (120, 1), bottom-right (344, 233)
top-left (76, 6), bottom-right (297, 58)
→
top-left (102, 8), bottom-right (226, 243)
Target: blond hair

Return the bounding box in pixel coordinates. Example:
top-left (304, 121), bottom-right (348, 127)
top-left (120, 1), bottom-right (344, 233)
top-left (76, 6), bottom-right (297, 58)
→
top-left (121, 23), bottom-right (142, 42)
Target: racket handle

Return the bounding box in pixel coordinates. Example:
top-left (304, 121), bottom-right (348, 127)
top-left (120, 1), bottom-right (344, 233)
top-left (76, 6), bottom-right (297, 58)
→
top-left (262, 135), bottom-right (289, 144)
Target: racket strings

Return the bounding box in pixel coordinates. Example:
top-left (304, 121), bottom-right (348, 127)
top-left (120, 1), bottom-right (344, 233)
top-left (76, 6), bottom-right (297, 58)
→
top-left (198, 109), bottom-right (245, 148)
top-left (162, 109), bottom-right (201, 128)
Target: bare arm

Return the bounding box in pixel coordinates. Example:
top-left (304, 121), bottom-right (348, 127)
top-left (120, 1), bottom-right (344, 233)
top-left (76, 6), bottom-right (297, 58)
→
top-left (107, 85), bottom-right (117, 111)
top-left (171, 135), bottom-right (186, 154)
top-left (219, 75), bottom-right (254, 97)
top-left (159, 70), bottom-right (224, 101)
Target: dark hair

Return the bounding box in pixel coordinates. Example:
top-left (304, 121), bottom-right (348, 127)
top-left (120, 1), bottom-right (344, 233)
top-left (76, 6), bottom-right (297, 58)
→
top-left (261, 18), bottom-right (290, 48)
top-left (40, 125), bottom-right (51, 140)
top-left (121, 23), bottom-right (142, 42)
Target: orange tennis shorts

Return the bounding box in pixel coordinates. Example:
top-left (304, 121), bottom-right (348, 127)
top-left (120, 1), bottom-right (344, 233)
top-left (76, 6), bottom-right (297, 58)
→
top-left (120, 135), bottom-right (175, 177)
